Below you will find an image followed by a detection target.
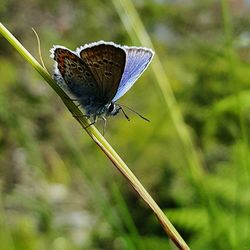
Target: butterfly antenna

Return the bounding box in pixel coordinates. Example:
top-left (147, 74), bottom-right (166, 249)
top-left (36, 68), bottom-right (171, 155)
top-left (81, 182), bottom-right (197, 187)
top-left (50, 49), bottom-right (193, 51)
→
top-left (118, 104), bottom-right (150, 122)
top-left (32, 28), bottom-right (48, 72)
top-left (118, 106), bottom-right (130, 121)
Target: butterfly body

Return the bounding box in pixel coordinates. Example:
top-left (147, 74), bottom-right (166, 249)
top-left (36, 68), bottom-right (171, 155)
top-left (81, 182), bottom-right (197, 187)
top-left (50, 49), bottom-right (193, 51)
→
top-left (50, 41), bottom-right (154, 121)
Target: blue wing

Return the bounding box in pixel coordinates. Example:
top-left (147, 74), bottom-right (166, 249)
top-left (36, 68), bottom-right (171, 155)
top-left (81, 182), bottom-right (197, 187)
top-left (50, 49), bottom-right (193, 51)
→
top-left (112, 46), bottom-right (154, 102)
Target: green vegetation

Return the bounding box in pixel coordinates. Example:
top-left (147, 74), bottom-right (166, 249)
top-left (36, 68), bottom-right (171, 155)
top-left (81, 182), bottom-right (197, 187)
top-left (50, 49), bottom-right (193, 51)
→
top-left (0, 1), bottom-right (250, 249)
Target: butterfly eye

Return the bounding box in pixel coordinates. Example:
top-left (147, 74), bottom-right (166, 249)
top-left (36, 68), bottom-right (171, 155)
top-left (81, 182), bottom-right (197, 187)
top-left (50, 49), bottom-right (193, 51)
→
top-left (108, 102), bottom-right (115, 112)
top-left (107, 103), bottom-right (120, 116)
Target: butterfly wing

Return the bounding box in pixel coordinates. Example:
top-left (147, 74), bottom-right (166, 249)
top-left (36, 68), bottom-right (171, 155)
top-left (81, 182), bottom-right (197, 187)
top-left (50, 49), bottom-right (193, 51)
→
top-left (112, 47), bottom-right (154, 102)
top-left (77, 41), bottom-right (126, 104)
top-left (51, 46), bottom-right (103, 106)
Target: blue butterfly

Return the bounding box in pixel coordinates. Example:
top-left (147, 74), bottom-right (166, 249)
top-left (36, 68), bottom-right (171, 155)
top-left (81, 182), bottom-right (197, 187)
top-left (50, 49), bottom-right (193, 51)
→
top-left (50, 41), bottom-right (154, 124)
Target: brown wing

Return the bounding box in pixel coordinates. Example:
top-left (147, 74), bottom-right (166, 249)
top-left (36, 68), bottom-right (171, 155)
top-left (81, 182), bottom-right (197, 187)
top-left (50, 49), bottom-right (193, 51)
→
top-left (79, 44), bottom-right (126, 103)
top-left (53, 48), bottom-right (101, 100)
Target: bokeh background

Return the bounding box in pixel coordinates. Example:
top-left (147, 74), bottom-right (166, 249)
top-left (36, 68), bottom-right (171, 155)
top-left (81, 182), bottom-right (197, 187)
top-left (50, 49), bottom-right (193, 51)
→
top-left (1, 0), bottom-right (250, 249)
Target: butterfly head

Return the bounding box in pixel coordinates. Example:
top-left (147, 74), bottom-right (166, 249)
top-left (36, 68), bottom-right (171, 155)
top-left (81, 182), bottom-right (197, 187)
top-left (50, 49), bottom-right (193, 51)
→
top-left (106, 102), bottom-right (120, 116)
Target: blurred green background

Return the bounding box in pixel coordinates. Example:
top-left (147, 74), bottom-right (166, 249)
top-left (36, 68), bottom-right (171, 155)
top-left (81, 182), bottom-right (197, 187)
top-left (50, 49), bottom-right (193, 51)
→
top-left (1, 0), bottom-right (250, 249)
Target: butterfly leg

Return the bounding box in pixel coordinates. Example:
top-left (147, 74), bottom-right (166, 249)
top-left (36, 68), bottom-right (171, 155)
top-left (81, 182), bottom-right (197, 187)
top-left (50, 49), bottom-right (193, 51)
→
top-left (64, 96), bottom-right (78, 102)
top-left (72, 113), bottom-right (89, 119)
top-left (101, 116), bottom-right (107, 136)
top-left (84, 115), bottom-right (97, 129)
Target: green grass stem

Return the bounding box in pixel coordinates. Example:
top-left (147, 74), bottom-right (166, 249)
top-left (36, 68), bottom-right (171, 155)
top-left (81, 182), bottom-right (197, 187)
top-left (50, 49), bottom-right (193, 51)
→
top-left (221, 0), bottom-right (250, 247)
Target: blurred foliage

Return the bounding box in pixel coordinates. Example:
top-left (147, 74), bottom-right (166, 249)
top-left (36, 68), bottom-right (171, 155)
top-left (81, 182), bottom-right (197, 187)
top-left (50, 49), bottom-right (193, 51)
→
top-left (1, 0), bottom-right (250, 249)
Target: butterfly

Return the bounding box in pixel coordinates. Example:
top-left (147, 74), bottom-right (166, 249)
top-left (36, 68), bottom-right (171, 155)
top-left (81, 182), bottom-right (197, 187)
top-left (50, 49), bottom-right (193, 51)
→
top-left (50, 41), bottom-right (154, 125)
